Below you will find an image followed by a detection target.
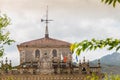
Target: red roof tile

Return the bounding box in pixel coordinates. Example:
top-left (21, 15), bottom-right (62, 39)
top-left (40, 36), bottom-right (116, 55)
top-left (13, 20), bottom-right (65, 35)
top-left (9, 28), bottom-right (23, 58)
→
top-left (17, 37), bottom-right (71, 48)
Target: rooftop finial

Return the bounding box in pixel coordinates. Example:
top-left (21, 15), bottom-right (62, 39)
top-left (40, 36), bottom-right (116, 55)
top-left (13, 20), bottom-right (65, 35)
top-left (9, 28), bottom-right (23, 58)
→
top-left (5, 57), bottom-right (8, 64)
top-left (83, 56), bottom-right (85, 63)
top-left (98, 59), bottom-right (101, 67)
top-left (41, 6), bottom-right (53, 38)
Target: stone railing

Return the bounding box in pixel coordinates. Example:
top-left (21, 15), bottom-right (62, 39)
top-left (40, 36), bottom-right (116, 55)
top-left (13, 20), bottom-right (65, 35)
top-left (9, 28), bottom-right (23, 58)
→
top-left (0, 74), bottom-right (96, 80)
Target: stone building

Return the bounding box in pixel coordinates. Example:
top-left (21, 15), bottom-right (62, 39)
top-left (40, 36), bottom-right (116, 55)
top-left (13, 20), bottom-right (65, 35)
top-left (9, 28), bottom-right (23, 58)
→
top-left (17, 11), bottom-right (72, 74)
top-left (17, 10), bottom-right (102, 75)
top-left (17, 29), bottom-right (72, 74)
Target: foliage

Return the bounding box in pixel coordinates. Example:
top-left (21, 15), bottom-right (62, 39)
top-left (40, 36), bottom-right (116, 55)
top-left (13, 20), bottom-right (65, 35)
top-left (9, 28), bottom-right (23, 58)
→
top-left (109, 75), bottom-right (120, 80)
top-left (87, 74), bottom-right (120, 80)
top-left (70, 38), bottom-right (120, 56)
top-left (87, 73), bottom-right (99, 80)
top-left (103, 74), bottom-right (120, 80)
top-left (101, 0), bottom-right (120, 7)
top-left (6, 77), bottom-right (14, 80)
top-left (0, 13), bottom-right (15, 57)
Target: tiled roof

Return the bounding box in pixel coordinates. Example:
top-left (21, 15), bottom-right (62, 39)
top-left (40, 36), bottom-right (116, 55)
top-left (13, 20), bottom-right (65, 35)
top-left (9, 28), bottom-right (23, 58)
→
top-left (17, 37), bottom-right (71, 48)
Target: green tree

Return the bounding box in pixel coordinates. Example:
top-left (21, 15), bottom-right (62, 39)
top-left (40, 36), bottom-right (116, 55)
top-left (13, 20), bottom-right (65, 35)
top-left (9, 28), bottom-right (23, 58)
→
top-left (70, 38), bottom-right (120, 56)
top-left (101, 0), bottom-right (120, 7)
top-left (0, 13), bottom-right (15, 57)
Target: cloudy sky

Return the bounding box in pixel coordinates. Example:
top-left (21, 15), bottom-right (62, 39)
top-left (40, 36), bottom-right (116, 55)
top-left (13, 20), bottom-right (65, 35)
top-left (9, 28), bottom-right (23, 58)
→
top-left (0, 0), bottom-right (120, 66)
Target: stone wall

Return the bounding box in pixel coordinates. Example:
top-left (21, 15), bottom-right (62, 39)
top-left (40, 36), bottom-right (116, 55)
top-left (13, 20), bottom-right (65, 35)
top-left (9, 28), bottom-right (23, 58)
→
top-left (19, 47), bottom-right (71, 64)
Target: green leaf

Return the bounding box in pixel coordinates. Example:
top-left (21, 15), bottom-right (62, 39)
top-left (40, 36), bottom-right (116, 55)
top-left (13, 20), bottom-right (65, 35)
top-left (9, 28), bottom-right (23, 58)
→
top-left (0, 52), bottom-right (3, 57)
top-left (70, 43), bottom-right (79, 53)
top-left (75, 43), bottom-right (81, 48)
top-left (92, 38), bottom-right (96, 42)
top-left (113, 0), bottom-right (117, 7)
top-left (108, 0), bottom-right (113, 4)
top-left (72, 38), bottom-right (120, 55)
top-left (82, 40), bottom-right (88, 43)
top-left (108, 46), bottom-right (114, 50)
top-left (118, 0), bottom-right (120, 3)
top-left (116, 46), bottom-right (120, 51)
top-left (101, 0), bottom-right (104, 2)
top-left (70, 44), bottom-right (75, 53)
top-left (105, 0), bottom-right (109, 4)
top-left (0, 13), bottom-right (15, 57)
top-left (89, 45), bottom-right (93, 50)
top-left (115, 39), bottom-right (120, 43)
top-left (94, 46), bottom-right (97, 50)
top-left (82, 43), bottom-right (88, 51)
top-left (0, 48), bottom-right (4, 57)
top-left (76, 48), bottom-right (81, 56)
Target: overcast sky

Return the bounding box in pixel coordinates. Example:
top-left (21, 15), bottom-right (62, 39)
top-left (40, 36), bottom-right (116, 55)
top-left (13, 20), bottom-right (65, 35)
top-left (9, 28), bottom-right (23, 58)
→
top-left (0, 0), bottom-right (120, 66)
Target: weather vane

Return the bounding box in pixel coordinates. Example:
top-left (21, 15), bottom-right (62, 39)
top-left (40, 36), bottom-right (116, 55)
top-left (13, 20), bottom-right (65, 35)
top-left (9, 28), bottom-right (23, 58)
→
top-left (41, 6), bottom-right (53, 38)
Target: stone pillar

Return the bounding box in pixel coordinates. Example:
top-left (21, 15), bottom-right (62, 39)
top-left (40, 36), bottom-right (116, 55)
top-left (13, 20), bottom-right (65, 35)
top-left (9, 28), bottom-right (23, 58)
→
top-left (57, 68), bottom-right (60, 74)
top-left (67, 68), bottom-right (71, 74)
top-left (79, 67), bottom-right (82, 74)
top-left (19, 69), bottom-right (23, 74)
top-left (79, 60), bottom-right (82, 74)
top-left (8, 70), bottom-right (12, 75)
top-left (57, 62), bottom-right (60, 74)
top-left (29, 69), bottom-right (33, 74)
top-left (97, 59), bottom-right (101, 74)
top-left (98, 59), bottom-right (101, 67)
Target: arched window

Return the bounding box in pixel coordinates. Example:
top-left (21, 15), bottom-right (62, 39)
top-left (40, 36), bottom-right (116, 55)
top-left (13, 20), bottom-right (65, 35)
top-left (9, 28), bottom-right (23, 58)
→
top-left (35, 49), bottom-right (40, 58)
top-left (52, 49), bottom-right (57, 57)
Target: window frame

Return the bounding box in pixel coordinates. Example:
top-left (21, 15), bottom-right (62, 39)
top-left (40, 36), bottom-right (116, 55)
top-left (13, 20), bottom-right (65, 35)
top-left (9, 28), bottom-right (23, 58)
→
top-left (35, 49), bottom-right (40, 58)
top-left (52, 49), bottom-right (57, 57)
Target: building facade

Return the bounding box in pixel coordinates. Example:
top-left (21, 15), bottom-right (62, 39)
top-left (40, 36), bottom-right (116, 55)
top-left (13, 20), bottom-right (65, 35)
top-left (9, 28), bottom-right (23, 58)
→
top-left (17, 25), bottom-right (101, 75)
top-left (16, 11), bottom-right (102, 75)
top-left (17, 33), bottom-right (72, 74)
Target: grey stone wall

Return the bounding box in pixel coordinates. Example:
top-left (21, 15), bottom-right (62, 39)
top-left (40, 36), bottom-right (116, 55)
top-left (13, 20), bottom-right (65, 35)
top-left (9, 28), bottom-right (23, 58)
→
top-left (19, 47), bottom-right (71, 64)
